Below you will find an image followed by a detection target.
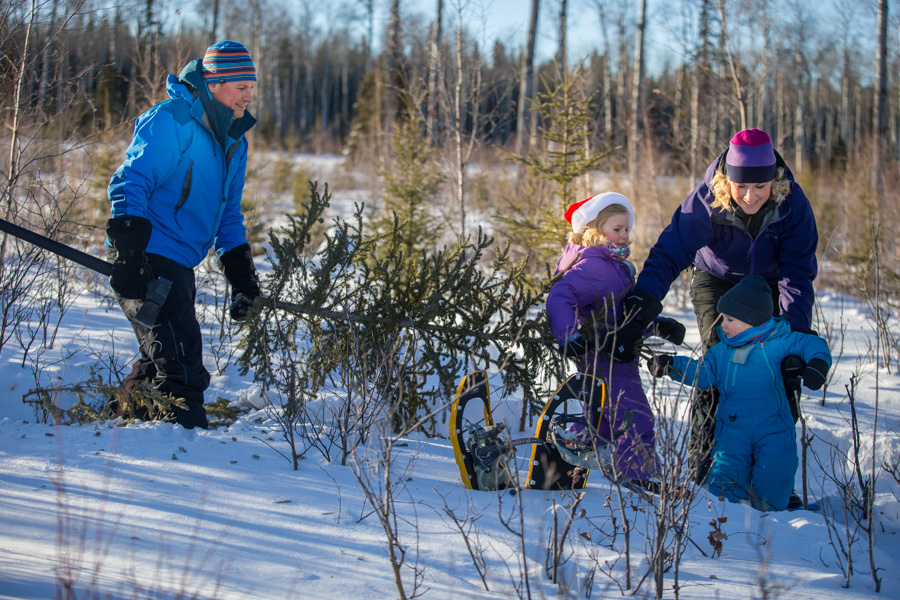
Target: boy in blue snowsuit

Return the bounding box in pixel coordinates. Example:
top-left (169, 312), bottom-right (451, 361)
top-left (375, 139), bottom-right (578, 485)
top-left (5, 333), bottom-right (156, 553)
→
top-left (647, 275), bottom-right (831, 511)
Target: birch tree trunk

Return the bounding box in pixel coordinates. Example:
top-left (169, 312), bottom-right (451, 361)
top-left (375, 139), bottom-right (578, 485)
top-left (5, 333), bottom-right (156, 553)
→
top-left (426, 0), bottom-right (443, 147)
top-left (794, 47), bottom-right (806, 173)
top-left (629, 0), bottom-right (646, 180)
top-left (384, 0), bottom-right (401, 159)
top-left (873, 0), bottom-right (888, 191)
top-left (515, 0), bottom-right (539, 159)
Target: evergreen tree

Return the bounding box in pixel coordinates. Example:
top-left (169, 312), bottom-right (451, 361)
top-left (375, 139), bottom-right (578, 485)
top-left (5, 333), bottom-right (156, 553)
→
top-left (372, 109), bottom-right (445, 262)
top-left (500, 67), bottom-right (609, 287)
top-left (238, 182), bottom-right (564, 435)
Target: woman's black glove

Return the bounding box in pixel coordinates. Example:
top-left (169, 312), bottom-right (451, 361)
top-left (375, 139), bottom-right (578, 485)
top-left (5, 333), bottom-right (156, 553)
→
top-left (106, 216), bottom-right (152, 300)
top-left (608, 289), bottom-right (663, 362)
top-left (654, 317), bottom-right (686, 345)
top-left (559, 332), bottom-right (587, 358)
top-left (646, 354), bottom-right (674, 378)
top-left (220, 243), bottom-right (261, 322)
top-left (802, 358), bottom-right (829, 390)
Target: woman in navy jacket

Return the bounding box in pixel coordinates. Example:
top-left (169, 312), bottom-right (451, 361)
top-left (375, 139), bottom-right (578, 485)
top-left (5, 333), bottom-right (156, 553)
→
top-left (609, 129), bottom-right (819, 487)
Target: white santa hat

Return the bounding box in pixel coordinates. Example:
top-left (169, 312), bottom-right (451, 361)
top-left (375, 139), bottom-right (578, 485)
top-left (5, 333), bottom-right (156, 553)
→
top-left (564, 193), bottom-right (634, 234)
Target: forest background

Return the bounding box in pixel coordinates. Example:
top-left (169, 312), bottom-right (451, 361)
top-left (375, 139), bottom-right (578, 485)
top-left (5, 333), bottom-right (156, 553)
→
top-left (3, 1), bottom-right (900, 597)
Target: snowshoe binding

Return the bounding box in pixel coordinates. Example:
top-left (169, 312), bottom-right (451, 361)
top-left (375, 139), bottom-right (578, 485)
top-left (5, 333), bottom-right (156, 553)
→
top-left (450, 371), bottom-right (542, 491)
top-left (526, 373), bottom-right (608, 491)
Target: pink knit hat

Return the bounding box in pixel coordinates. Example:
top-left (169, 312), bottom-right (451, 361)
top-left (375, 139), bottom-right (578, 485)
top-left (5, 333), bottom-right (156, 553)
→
top-left (564, 193), bottom-right (634, 234)
top-left (726, 128), bottom-right (776, 183)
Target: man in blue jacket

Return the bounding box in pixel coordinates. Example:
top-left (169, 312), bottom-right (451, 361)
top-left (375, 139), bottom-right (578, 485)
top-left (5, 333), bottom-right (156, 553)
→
top-left (105, 41), bottom-right (261, 429)
top-left (607, 129), bottom-right (819, 489)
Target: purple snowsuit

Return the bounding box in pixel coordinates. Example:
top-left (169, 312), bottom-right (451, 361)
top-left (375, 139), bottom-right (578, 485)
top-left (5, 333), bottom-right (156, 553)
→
top-left (546, 243), bottom-right (657, 481)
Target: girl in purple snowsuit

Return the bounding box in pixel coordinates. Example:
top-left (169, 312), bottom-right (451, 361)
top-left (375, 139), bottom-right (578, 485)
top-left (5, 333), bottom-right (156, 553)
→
top-left (546, 193), bottom-right (684, 486)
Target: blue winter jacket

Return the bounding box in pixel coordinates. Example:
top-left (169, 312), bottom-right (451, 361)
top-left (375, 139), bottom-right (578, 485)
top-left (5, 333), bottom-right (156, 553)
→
top-left (669, 318), bottom-right (832, 423)
top-left (635, 152), bottom-right (818, 331)
top-left (108, 59), bottom-right (256, 269)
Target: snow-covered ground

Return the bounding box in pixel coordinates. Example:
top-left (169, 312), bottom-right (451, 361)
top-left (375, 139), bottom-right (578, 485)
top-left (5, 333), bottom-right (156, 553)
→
top-left (1, 154), bottom-right (898, 598)
top-left (1, 286), bottom-right (897, 599)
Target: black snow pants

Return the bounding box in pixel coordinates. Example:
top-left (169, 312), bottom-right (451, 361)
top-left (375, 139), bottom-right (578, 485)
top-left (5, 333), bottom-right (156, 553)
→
top-left (115, 253), bottom-right (210, 429)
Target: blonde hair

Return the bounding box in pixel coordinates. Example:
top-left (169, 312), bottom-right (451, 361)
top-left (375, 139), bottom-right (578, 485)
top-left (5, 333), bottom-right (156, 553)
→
top-left (569, 204), bottom-right (631, 247)
top-left (710, 166), bottom-right (791, 212)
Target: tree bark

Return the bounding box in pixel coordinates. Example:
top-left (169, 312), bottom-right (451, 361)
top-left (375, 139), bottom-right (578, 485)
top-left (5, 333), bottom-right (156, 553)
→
top-left (873, 0), bottom-right (888, 191)
top-left (426, 0), bottom-right (443, 147)
top-left (384, 0), bottom-right (401, 159)
top-left (629, 0), bottom-right (646, 179)
top-left (515, 0), bottom-right (539, 158)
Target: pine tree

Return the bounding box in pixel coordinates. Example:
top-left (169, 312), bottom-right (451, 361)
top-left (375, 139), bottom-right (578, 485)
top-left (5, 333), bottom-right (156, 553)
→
top-left (371, 109), bottom-right (445, 263)
top-left (501, 66), bottom-right (609, 287)
top-left (238, 182), bottom-right (564, 435)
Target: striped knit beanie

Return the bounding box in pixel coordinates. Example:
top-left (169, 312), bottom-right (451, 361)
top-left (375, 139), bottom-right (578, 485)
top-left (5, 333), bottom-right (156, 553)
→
top-left (202, 41), bottom-right (257, 84)
top-left (726, 128), bottom-right (776, 183)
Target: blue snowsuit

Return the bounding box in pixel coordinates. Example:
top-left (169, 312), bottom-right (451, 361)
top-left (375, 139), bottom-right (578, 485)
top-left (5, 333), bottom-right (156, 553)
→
top-left (667, 318), bottom-right (831, 510)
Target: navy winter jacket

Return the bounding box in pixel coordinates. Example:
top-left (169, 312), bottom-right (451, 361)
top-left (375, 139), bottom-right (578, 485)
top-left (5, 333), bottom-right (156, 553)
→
top-left (636, 152), bottom-right (818, 331)
top-left (108, 59), bottom-right (256, 269)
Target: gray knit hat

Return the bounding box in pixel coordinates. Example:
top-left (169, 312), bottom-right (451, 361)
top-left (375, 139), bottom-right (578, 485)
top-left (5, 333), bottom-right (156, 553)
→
top-left (717, 275), bottom-right (773, 327)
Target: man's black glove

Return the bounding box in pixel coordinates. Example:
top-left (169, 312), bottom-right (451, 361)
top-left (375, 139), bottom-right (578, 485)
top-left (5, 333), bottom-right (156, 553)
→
top-left (220, 243), bottom-right (261, 322)
top-left (106, 216), bottom-right (152, 300)
top-left (559, 332), bottom-right (587, 358)
top-left (654, 316), bottom-right (686, 345)
top-left (802, 358), bottom-right (829, 391)
top-left (608, 289), bottom-right (663, 362)
top-left (646, 354), bottom-right (674, 378)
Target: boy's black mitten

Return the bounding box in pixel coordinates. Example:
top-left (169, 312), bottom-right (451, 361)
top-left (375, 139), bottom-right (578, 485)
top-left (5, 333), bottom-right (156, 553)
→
top-left (781, 354), bottom-right (804, 422)
top-left (559, 332), bottom-right (587, 358)
top-left (654, 316), bottom-right (686, 345)
top-left (608, 289), bottom-right (662, 362)
top-left (106, 216), bottom-right (152, 300)
top-left (802, 358), bottom-right (829, 390)
top-left (646, 354), bottom-right (674, 378)
top-left (781, 355), bottom-right (804, 392)
top-left (219, 243), bottom-right (261, 322)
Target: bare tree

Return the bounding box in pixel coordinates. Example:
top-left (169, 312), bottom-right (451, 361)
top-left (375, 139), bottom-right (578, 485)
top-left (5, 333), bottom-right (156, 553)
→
top-left (628, 0), bottom-right (647, 182)
top-left (349, 332), bottom-right (428, 600)
top-left (872, 0), bottom-right (888, 191)
top-left (716, 0), bottom-right (747, 129)
top-left (556, 0), bottom-right (567, 77)
top-left (515, 0), bottom-right (540, 161)
top-left (384, 0), bottom-right (402, 160)
top-left (426, 0), bottom-right (443, 147)
top-left (690, 0), bottom-right (714, 185)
